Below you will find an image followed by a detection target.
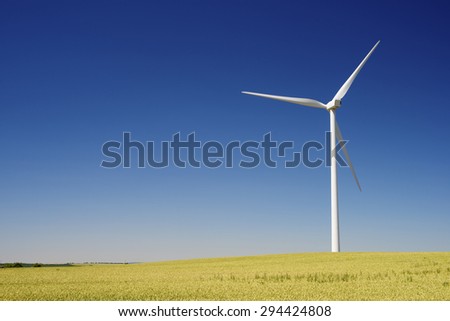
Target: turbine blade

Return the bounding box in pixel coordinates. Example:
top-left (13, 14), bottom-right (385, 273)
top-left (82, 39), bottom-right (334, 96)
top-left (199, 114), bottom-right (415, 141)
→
top-left (242, 91), bottom-right (327, 109)
top-left (335, 120), bottom-right (362, 191)
top-left (333, 40), bottom-right (380, 101)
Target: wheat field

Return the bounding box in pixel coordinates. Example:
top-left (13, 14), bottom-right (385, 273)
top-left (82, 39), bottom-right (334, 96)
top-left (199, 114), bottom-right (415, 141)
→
top-left (1, 252), bottom-right (449, 300)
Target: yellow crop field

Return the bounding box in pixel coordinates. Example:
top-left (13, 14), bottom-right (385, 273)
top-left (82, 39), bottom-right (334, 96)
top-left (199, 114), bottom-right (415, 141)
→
top-left (1, 252), bottom-right (449, 300)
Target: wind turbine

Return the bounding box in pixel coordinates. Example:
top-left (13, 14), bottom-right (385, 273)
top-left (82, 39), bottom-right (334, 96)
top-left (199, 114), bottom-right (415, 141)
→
top-left (242, 41), bottom-right (380, 252)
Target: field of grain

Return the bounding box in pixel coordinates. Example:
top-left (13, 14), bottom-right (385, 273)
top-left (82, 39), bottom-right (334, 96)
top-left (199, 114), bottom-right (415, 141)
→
top-left (1, 252), bottom-right (449, 300)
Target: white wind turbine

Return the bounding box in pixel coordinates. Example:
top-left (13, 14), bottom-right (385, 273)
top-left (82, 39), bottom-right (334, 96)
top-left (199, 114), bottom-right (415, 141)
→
top-left (242, 41), bottom-right (380, 252)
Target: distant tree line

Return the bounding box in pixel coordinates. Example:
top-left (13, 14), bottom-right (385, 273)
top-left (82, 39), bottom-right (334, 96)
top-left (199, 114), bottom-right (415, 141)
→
top-left (0, 262), bottom-right (71, 268)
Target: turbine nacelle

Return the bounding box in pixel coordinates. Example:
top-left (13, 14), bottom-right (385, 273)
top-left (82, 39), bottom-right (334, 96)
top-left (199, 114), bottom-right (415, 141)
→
top-left (326, 99), bottom-right (342, 110)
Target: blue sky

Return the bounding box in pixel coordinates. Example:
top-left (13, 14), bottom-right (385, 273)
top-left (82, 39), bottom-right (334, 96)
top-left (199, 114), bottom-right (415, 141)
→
top-left (1, 1), bottom-right (449, 263)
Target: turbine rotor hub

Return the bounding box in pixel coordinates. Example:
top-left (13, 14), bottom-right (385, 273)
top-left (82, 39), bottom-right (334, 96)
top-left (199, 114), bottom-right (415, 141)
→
top-left (327, 99), bottom-right (342, 110)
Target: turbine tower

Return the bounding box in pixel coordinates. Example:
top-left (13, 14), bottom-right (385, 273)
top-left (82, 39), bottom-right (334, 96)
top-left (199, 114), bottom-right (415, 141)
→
top-left (242, 41), bottom-right (380, 252)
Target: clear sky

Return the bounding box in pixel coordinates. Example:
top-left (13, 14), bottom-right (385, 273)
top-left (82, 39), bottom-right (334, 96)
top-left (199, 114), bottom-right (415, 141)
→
top-left (1, 0), bottom-right (449, 263)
